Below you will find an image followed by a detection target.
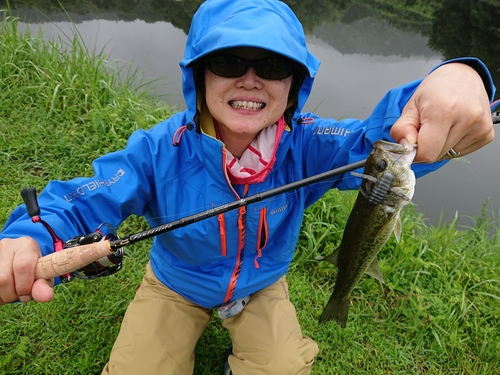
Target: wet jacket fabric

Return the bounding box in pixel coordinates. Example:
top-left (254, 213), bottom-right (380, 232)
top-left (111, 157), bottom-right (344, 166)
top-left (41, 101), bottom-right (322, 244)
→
top-left (1, 0), bottom-right (496, 308)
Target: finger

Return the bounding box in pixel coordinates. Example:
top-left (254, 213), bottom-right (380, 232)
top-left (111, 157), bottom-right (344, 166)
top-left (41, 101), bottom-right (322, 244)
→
top-left (31, 279), bottom-right (54, 303)
top-left (389, 99), bottom-right (420, 146)
top-left (0, 240), bottom-right (18, 304)
top-left (12, 239), bottom-right (42, 302)
top-left (0, 268), bottom-right (15, 305)
top-left (441, 126), bottom-right (495, 160)
top-left (391, 97), bottom-right (454, 163)
top-left (439, 107), bottom-right (495, 160)
top-left (418, 103), bottom-right (463, 162)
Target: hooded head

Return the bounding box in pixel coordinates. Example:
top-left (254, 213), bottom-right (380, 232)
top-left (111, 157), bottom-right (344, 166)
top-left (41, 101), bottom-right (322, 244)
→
top-left (179, 0), bottom-right (320, 129)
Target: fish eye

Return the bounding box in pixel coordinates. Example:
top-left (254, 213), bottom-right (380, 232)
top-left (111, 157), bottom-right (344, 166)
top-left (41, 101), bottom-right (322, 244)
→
top-left (376, 159), bottom-right (387, 171)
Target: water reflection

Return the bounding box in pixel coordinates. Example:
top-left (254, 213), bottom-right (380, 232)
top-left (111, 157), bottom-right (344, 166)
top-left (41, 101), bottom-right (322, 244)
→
top-left (3, 0), bottom-right (500, 228)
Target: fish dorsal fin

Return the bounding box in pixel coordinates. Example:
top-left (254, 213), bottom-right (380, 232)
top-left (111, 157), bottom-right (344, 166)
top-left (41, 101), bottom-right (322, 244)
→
top-left (365, 257), bottom-right (385, 283)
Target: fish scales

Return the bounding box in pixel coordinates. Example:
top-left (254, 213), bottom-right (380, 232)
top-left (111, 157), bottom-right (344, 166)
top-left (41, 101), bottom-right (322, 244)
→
top-left (318, 140), bottom-right (416, 327)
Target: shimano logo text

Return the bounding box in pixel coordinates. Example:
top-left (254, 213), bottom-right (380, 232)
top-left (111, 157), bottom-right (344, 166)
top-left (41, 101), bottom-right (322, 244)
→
top-left (270, 201), bottom-right (289, 215)
top-left (313, 127), bottom-right (351, 137)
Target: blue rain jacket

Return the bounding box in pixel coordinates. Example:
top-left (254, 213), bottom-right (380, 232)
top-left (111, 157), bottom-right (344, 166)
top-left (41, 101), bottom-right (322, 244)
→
top-left (1, 0), bottom-right (495, 308)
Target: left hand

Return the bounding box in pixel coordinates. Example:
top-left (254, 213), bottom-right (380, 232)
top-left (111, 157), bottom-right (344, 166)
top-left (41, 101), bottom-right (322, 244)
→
top-left (390, 62), bottom-right (494, 163)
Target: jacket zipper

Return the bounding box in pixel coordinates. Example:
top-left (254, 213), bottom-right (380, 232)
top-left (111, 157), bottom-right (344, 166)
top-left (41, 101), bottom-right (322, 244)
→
top-left (218, 213), bottom-right (227, 256)
top-left (223, 184), bottom-right (248, 304)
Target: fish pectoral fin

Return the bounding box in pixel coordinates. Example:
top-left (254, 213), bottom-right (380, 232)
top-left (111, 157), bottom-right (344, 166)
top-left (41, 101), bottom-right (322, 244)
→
top-left (374, 212), bottom-right (403, 243)
top-left (365, 257), bottom-right (385, 284)
top-left (374, 218), bottom-right (392, 242)
top-left (393, 214), bottom-right (402, 242)
top-left (318, 249), bottom-right (339, 267)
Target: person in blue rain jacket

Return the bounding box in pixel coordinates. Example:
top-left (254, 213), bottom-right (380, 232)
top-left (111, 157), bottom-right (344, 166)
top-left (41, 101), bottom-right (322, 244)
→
top-left (0, 0), bottom-right (495, 374)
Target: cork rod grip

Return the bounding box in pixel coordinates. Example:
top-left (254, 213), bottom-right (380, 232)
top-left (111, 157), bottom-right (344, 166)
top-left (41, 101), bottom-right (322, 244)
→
top-left (35, 240), bottom-right (112, 280)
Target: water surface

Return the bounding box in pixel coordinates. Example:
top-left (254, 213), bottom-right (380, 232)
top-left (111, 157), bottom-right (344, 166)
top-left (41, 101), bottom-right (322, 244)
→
top-left (8, 0), bottom-right (500, 228)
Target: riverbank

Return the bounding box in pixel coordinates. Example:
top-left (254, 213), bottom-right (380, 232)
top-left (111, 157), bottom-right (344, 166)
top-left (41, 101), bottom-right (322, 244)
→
top-left (1, 15), bottom-right (499, 374)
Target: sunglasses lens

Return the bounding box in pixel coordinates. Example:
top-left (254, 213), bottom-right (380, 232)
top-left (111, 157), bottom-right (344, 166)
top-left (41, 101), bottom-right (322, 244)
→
top-left (206, 56), bottom-right (247, 77)
top-left (255, 58), bottom-right (294, 80)
top-left (206, 55), bottom-right (294, 80)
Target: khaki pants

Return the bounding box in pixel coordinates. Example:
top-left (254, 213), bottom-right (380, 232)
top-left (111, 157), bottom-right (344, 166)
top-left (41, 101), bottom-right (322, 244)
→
top-left (102, 263), bottom-right (318, 375)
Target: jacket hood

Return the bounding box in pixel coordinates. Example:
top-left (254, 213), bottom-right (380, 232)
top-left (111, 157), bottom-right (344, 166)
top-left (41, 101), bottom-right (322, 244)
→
top-left (179, 0), bottom-right (320, 125)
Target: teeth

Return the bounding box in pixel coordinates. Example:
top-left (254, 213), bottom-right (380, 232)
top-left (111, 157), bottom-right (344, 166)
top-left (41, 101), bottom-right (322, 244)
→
top-left (230, 100), bottom-right (265, 110)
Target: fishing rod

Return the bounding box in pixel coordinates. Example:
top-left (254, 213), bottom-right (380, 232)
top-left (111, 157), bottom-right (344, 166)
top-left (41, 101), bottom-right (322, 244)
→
top-left (492, 99), bottom-right (500, 124)
top-left (22, 101), bottom-right (500, 282)
top-left (28, 159), bottom-right (367, 281)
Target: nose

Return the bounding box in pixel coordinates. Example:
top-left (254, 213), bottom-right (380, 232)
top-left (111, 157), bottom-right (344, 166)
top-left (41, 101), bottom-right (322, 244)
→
top-left (238, 65), bottom-right (262, 88)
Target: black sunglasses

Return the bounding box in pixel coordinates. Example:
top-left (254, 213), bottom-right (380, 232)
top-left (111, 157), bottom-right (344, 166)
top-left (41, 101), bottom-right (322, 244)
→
top-left (205, 55), bottom-right (295, 80)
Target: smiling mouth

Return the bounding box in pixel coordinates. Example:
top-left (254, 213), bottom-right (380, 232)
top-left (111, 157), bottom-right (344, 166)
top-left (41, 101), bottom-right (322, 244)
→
top-left (229, 100), bottom-right (265, 110)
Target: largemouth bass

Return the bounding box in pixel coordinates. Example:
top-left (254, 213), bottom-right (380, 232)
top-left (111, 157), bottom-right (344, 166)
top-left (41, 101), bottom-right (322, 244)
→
top-left (318, 140), bottom-right (417, 327)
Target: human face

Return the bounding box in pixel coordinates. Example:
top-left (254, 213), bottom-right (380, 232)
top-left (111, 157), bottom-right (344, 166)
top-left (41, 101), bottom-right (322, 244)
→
top-left (204, 48), bottom-right (293, 157)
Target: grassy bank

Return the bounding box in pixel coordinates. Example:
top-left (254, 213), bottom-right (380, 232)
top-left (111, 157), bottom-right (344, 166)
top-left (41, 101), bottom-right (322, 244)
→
top-left (1, 14), bottom-right (499, 375)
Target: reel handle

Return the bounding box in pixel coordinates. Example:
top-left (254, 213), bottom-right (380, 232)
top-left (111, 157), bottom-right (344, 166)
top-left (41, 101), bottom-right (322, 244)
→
top-left (20, 187), bottom-right (41, 217)
top-left (35, 240), bottom-right (113, 280)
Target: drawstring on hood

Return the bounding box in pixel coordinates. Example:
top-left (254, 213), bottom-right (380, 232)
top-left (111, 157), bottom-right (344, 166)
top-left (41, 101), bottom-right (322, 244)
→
top-left (172, 122), bottom-right (194, 147)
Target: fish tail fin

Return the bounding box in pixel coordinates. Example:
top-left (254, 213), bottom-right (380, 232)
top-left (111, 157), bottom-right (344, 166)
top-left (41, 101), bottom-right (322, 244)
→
top-left (365, 256), bottom-right (385, 284)
top-left (316, 249), bottom-right (339, 266)
top-left (318, 295), bottom-right (350, 328)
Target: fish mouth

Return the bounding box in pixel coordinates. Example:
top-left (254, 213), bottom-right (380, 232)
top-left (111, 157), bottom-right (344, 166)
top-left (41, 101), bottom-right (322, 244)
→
top-left (229, 100), bottom-right (265, 110)
top-left (374, 140), bottom-right (417, 166)
top-left (376, 140), bottom-right (416, 155)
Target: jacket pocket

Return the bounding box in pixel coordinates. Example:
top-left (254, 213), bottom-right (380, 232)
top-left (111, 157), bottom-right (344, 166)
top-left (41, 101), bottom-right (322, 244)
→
top-left (254, 207), bottom-right (268, 268)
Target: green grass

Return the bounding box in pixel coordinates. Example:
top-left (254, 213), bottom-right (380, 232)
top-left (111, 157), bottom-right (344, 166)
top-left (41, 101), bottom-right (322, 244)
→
top-left (1, 13), bottom-right (500, 375)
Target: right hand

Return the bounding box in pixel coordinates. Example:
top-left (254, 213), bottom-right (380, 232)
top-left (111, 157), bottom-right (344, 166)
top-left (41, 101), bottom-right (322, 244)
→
top-left (0, 237), bottom-right (54, 305)
top-left (390, 63), bottom-right (493, 163)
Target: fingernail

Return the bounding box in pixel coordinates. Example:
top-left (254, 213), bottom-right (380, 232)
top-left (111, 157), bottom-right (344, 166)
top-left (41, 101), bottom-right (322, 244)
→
top-left (19, 295), bottom-right (32, 303)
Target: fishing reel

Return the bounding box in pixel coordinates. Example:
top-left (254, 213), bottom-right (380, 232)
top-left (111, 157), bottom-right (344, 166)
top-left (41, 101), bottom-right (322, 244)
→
top-left (63, 223), bottom-right (124, 282)
top-left (21, 187), bottom-right (124, 283)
